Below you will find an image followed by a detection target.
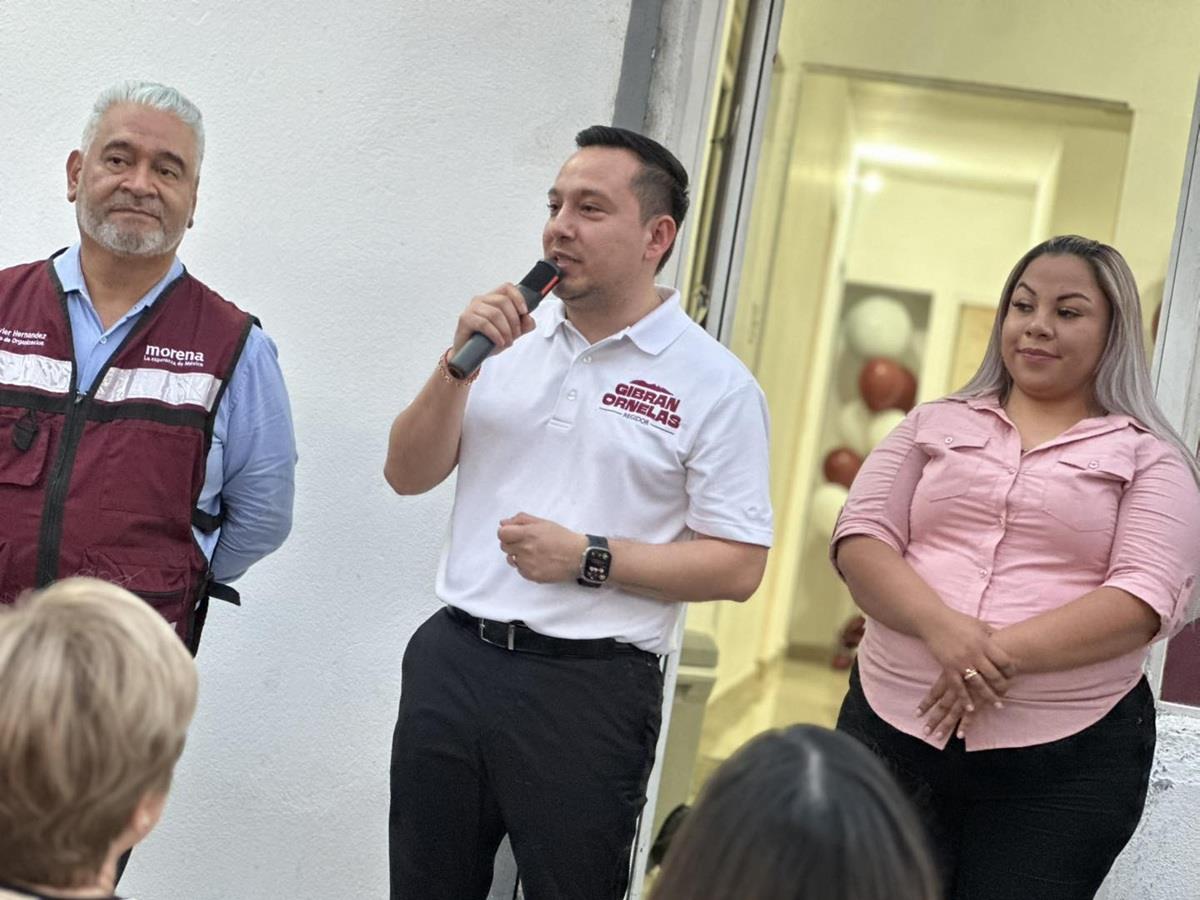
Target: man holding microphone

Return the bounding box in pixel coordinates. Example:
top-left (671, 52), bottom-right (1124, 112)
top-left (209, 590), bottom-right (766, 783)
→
top-left (384, 125), bottom-right (773, 900)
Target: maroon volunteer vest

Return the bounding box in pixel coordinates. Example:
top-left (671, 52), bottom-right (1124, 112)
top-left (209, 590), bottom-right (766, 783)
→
top-left (0, 254), bottom-right (254, 650)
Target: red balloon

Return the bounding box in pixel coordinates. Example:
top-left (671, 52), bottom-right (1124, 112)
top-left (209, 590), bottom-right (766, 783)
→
top-left (823, 447), bottom-right (863, 489)
top-left (859, 358), bottom-right (917, 412)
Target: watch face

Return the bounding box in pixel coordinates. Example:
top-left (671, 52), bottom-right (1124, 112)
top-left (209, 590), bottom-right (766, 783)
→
top-left (583, 548), bottom-right (612, 582)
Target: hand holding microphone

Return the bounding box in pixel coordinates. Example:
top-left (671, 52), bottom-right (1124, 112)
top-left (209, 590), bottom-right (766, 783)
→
top-left (447, 260), bottom-right (562, 380)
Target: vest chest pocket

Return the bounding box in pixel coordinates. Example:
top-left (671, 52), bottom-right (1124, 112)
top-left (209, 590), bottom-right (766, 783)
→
top-left (914, 427), bottom-right (992, 501)
top-left (1043, 451), bottom-right (1133, 532)
top-left (97, 425), bottom-right (200, 518)
top-left (0, 410), bottom-right (51, 487)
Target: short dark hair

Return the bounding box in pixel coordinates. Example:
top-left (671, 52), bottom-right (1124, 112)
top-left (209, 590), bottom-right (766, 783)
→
top-left (575, 125), bottom-right (690, 272)
top-left (650, 725), bottom-right (941, 900)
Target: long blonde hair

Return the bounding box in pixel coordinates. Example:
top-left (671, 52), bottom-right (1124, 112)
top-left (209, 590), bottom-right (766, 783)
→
top-left (955, 234), bottom-right (1200, 486)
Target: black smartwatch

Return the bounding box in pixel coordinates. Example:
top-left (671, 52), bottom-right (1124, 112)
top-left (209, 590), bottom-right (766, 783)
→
top-left (577, 534), bottom-right (612, 588)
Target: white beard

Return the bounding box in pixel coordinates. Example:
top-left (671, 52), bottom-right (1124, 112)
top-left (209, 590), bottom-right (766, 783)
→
top-left (76, 189), bottom-right (185, 258)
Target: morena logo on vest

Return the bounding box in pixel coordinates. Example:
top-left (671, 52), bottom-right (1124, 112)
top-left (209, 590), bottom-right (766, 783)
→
top-left (144, 344), bottom-right (206, 368)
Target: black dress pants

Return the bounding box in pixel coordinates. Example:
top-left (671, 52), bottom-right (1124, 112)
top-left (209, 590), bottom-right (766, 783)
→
top-left (837, 663), bottom-right (1155, 900)
top-left (389, 608), bottom-right (664, 900)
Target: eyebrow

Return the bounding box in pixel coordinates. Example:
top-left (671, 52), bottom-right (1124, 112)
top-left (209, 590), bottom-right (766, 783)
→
top-left (546, 187), bottom-right (612, 204)
top-left (100, 139), bottom-right (189, 174)
top-left (1014, 280), bottom-right (1095, 304)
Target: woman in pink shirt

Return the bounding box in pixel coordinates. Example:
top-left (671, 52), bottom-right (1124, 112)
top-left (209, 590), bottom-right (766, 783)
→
top-left (833, 235), bottom-right (1200, 900)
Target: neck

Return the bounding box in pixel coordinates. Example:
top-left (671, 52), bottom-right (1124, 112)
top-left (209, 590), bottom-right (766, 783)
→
top-left (78, 237), bottom-right (175, 327)
top-left (1004, 387), bottom-right (1101, 431)
top-left (3, 858), bottom-right (116, 898)
top-left (565, 280), bottom-right (662, 344)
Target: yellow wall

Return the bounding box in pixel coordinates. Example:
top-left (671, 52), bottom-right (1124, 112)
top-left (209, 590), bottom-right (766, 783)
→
top-left (791, 0), bottom-right (1198, 299)
top-left (698, 67), bottom-right (856, 696)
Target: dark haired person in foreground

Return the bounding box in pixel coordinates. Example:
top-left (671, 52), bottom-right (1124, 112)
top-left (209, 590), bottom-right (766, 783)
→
top-left (0, 578), bottom-right (198, 899)
top-left (384, 126), bottom-right (773, 899)
top-left (651, 725), bottom-right (940, 900)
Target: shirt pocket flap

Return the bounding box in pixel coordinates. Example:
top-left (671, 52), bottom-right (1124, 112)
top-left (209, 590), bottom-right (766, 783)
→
top-left (1058, 450), bottom-right (1133, 483)
top-left (915, 427), bottom-right (991, 452)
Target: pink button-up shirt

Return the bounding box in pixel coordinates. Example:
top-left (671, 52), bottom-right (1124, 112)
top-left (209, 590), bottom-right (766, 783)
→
top-left (832, 395), bottom-right (1200, 750)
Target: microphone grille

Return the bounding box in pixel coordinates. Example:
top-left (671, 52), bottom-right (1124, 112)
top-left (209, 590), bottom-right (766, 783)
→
top-left (519, 259), bottom-right (563, 297)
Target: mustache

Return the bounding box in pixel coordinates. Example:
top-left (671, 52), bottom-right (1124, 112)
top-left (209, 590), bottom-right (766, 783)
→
top-left (103, 192), bottom-right (164, 218)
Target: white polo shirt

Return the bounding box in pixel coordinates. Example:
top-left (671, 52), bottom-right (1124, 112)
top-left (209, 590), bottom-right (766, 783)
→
top-left (436, 288), bottom-right (773, 654)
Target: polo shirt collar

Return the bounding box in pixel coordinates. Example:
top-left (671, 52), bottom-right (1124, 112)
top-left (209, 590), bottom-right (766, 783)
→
top-left (54, 243), bottom-right (185, 318)
top-left (537, 286), bottom-right (690, 355)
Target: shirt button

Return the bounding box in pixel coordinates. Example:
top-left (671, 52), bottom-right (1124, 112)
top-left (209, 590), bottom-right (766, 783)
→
top-left (1088, 460), bottom-right (1099, 469)
top-left (567, 390), bottom-right (578, 401)
top-left (99, 336), bottom-right (108, 344)
top-left (944, 436), bottom-right (954, 444)
top-left (1007, 466), bottom-right (1015, 474)
top-left (582, 356), bottom-right (593, 364)
top-left (978, 568), bottom-right (988, 578)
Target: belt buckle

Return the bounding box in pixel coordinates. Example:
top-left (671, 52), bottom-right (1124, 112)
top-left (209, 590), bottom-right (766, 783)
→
top-left (479, 619), bottom-right (517, 651)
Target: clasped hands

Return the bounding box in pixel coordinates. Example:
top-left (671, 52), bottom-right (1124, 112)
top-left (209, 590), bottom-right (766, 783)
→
top-left (497, 512), bottom-right (587, 583)
top-left (915, 608), bottom-right (1018, 741)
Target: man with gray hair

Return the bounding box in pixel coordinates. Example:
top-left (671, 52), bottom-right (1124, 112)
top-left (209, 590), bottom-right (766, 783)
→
top-left (0, 79), bottom-right (296, 870)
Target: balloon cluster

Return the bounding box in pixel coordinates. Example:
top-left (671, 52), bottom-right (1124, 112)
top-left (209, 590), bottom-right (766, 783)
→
top-left (812, 295), bottom-right (919, 539)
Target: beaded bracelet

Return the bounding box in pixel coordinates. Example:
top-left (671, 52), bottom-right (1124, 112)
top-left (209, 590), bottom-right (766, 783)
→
top-left (437, 347), bottom-right (481, 386)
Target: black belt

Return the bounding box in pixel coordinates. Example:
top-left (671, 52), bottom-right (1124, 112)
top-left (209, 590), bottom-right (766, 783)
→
top-left (444, 605), bottom-right (654, 661)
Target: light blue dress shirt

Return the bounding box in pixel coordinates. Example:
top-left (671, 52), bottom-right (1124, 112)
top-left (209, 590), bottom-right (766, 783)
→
top-left (53, 245), bottom-right (296, 583)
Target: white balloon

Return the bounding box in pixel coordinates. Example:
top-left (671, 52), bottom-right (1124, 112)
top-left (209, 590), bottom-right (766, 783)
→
top-left (837, 399), bottom-right (873, 456)
top-left (867, 409), bottom-right (907, 449)
top-left (810, 483), bottom-right (850, 539)
top-left (845, 295), bottom-right (913, 359)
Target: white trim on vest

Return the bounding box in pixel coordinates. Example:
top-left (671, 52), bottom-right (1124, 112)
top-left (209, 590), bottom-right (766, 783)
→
top-left (0, 349), bottom-right (72, 395)
top-left (94, 366), bottom-right (222, 411)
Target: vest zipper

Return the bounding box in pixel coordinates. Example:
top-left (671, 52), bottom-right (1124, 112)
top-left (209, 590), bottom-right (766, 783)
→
top-left (34, 266), bottom-right (187, 587)
top-left (33, 392), bottom-right (87, 586)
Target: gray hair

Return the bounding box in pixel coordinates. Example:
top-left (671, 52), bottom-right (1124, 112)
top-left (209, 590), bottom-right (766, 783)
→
top-left (955, 234), bottom-right (1200, 487)
top-left (81, 80), bottom-right (204, 170)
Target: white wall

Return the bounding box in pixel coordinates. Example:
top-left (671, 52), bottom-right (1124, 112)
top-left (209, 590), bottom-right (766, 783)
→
top-left (0, 1), bottom-right (634, 897)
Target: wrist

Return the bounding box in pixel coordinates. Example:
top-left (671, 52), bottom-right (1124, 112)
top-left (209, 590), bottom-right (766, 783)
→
top-left (915, 602), bottom-right (955, 645)
top-left (577, 534), bottom-right (612, 588)
top-left (437, 346), bottom-right (480, 386)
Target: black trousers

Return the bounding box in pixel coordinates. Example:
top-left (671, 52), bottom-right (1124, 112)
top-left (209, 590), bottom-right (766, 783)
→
top-left (389, 608), bottom-right (664, 900)
top-left (837, 664), bottom-right (1155, 900)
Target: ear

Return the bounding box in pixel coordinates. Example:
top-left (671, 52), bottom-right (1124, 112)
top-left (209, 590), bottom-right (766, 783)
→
top-left (188, 176), bottom-right (200, 229)
top-left (129, 791), bottom-right (166, 841)
top-left (110, 790), bottom-right (167, 865)
top-left (66, 150), bottom-right (83, 202)
top-left (644, 214), bottom-right (677, 268)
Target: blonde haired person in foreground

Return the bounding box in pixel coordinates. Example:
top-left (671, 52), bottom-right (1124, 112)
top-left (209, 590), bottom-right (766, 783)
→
top-left (0, 578), bottom-right (198, 900)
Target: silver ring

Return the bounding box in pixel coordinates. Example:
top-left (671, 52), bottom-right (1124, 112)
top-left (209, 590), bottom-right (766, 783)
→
top-left (962, 667), bottom-right (979, 681)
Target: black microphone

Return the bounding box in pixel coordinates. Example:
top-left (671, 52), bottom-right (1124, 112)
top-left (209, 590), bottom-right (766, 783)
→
top-left (446, 260), bottom-right (563, 380)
